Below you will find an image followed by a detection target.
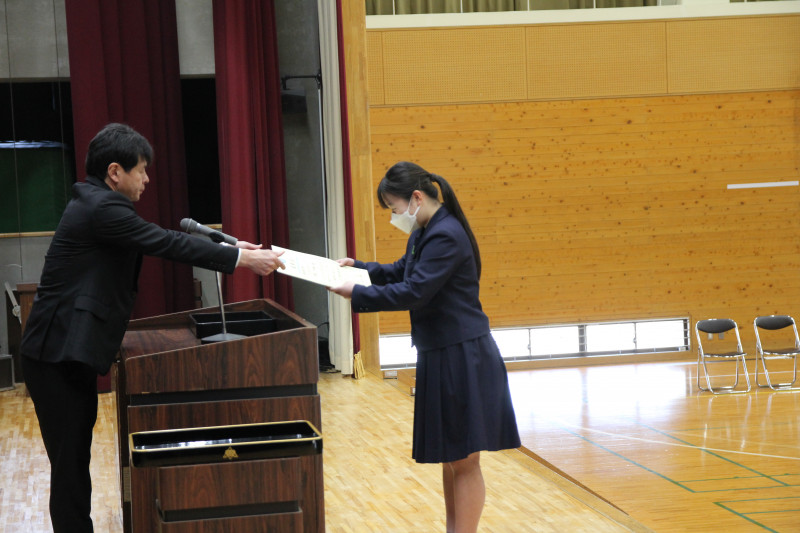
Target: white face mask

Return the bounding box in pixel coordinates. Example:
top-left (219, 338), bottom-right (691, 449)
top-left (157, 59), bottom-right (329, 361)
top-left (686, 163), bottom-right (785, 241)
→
top-left (390, 199), bottom-right (421, 234)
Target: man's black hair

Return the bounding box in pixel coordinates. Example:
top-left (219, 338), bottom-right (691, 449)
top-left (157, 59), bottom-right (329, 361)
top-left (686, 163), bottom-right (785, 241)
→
top-left (85, 123), bottom-right (153, 180)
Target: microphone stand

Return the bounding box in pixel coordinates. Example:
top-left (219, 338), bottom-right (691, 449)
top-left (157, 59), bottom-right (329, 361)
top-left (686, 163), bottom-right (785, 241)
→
top-left (189, 226), bottom-right (246, 344)
top-left (201, 270), bottom-right (245, 344)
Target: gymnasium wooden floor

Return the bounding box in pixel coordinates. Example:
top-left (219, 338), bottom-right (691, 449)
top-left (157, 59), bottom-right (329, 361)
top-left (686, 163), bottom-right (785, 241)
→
top-left (0, 366), bottom-right (636, 533)
top-left (509, 360), bottom-right (800, 532)
top-left (3, 358), bottom-right (797, 531)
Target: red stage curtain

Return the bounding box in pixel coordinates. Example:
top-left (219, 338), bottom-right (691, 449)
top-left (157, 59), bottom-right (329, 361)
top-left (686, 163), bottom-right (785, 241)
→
top-left (212, 0), bottom-right (293, 308)
top-left (64, 0), bottom-right (194, 318)
top-left (335, 0), bottom-right (361, 352)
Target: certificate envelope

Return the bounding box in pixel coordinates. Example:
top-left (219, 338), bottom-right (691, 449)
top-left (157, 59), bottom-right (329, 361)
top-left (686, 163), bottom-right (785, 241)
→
top-left (271, 246), bottom-right (371, 288)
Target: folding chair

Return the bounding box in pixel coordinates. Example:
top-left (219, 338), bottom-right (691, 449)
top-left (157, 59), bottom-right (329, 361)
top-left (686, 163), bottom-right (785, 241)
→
top-left (695, 319), bottom-right (751, 394)
top-left (753, 315), bottom-right (799, 390)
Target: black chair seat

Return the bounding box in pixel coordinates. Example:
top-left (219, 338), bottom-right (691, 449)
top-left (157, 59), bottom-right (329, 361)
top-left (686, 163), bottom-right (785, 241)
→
top-left (704, 351), bottom-right (747, 358)
top-left (762, 348), bottom-right (800, 357)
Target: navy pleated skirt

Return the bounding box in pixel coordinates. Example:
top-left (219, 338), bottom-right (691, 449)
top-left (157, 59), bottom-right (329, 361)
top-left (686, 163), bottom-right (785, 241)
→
top-left (412, 334), bottom-right (521, 464)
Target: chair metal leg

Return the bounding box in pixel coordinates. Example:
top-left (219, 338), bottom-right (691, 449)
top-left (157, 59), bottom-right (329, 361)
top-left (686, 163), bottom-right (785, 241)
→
top-left (740, 355), bottom-right (752, 392)
top-left (697, 355), bottom-right (751, 394)
top-left (756, 354), bottom-right (798, 390)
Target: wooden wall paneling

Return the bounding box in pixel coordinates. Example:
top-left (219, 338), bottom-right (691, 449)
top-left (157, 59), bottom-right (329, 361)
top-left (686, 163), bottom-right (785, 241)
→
top-left (341, 0), bottom-right (382, 374)
top-left (379, 27), bottom-right (527, 105)
top-left (370, 97), bottom-right (797, 134)
top-left (525, 22), bottom-right (668, 100)
top-left (369, 16), bottom-right (799, 108)
top-left (666, 15), bottom-right (800, 94)
top-left (366, 32), bottom-right (384, 106)
top-left (368, 90), bottom-right (800, 341)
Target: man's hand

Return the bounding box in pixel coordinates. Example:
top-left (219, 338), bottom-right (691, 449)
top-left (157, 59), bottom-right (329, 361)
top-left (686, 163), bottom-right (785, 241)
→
top-left (335, 257), bottom-right (355, 267)
top-left (237, 248), bottom-right (285, 276)
top-left (235, 240), bottom-right (262, 250)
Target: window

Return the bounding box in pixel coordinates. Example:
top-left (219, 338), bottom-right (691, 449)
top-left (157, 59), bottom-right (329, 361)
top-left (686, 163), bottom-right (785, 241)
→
top-left (379, 335), bottom-right (419, 367)
top-left (379, 317), bottom-right (690, 367)
top-left (366, 0), bottom-right (793, 15)
top-left (0, 81), bottom-right (75, 234)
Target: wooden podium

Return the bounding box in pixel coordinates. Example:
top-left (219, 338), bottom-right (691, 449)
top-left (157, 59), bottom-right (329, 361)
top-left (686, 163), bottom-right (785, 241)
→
top-left (115, 299), bottom-right (324, 533)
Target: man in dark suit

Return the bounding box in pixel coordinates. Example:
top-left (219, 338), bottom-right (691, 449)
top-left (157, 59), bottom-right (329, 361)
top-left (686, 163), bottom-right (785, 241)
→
top-left (19, 123), bottom-right (284, 533)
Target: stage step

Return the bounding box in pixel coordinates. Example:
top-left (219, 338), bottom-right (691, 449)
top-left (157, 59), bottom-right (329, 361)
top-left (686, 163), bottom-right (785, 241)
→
top-left (397, 369), bottom-right (416, 396)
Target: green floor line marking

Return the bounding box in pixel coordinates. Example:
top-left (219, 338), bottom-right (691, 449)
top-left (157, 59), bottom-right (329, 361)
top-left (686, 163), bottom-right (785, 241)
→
top-left (639, 423), bottom-right (791, 487)
top-left (551, 416), bottom-right (799, 530)
top-left (717, 495), bottom-right (800, 505)
top-left (559, 428), bottom-right (792, 531)
top-left (559, 427), bottom-right (784, 493)
top-left (681, 484), bottom-right (788, 494)
top-left (714, 502), bottom-right (779, 532)
top-left (560, 427), bottom-right (696, 492)
top-left (681, 475), bottom-right (764, 482)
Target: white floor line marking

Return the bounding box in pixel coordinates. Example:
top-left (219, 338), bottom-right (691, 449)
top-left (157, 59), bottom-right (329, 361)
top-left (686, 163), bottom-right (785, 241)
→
top-left (551, 418), bottom-right (800, 461)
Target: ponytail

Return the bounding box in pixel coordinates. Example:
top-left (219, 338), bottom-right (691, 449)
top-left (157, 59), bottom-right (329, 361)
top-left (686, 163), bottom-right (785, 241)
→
top-left (377, 162), bottom-right (482, 278)
top-left (429, 173), bottom-right (482, 279)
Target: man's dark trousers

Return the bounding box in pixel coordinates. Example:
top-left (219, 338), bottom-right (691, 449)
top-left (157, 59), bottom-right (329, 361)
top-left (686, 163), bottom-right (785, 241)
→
top-left (23, 356), bottom-right (97, 533)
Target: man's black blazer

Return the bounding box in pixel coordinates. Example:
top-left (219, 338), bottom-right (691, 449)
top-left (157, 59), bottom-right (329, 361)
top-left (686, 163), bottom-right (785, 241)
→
top-left (20, 176), bottom-right (239, 374)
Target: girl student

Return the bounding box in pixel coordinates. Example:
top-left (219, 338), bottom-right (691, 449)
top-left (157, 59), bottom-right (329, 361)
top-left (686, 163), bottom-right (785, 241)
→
top-left (329, 161), bottom-right (521, 533)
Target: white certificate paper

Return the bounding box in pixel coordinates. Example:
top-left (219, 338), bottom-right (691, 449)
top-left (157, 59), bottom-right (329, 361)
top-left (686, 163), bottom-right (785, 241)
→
top-left (271, 246), bottom-right (371, 288)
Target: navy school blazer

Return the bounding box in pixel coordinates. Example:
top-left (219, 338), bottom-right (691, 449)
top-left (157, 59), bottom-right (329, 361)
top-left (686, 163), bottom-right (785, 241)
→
top-left (20, 176), bottom-right (239, 374)
top-left (351, 207), bottom-right (490, 352)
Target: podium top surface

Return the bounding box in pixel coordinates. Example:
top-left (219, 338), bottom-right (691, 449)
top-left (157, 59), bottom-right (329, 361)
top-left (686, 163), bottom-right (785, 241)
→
top-left (16, 282), bottom-right (38, 292)
top-left (118, 299), bottom-right (319, 395)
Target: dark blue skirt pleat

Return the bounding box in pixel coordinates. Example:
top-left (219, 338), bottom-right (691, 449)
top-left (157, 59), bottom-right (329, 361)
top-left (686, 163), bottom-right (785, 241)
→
top-left (412, 334), bottom-right (521, 464)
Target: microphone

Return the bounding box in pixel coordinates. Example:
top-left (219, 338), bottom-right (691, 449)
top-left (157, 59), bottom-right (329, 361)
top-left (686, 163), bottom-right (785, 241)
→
top-left (180, 218), bottom-right (238, 245)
